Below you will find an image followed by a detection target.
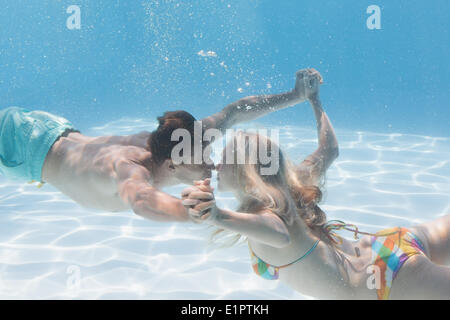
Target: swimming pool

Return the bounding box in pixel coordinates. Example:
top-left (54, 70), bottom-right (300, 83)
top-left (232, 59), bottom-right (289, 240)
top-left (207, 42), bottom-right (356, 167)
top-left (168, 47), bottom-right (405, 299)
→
top-left (0, 1), bottom-right (448, 299)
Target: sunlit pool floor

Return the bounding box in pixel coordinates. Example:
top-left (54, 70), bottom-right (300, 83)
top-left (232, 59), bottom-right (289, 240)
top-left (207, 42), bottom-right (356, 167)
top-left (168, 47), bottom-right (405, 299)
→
top-left (0, 119), bottom-right (448, 299)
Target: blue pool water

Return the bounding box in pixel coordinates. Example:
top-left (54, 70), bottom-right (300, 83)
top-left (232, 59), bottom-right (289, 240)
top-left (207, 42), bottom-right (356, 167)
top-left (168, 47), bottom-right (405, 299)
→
top-left (0, 1), bottom-right (448, 299)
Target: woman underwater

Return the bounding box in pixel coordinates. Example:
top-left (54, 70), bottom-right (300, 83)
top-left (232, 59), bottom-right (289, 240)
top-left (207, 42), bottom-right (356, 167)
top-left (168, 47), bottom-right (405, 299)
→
top-left (181, 69), bottom-right (450, 300)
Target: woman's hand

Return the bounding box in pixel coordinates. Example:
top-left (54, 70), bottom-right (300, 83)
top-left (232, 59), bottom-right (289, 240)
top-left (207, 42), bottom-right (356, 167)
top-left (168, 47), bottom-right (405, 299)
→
top-left (181, 179), bottom-right (219, 223)
top-left (188, 198), bottom-right (219, 223)
top-left (294, 68), bottom-right (323, 101)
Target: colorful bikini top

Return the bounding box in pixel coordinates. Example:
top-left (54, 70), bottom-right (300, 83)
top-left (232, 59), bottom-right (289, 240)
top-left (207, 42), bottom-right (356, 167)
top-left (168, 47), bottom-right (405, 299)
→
top-left (249, 239), bottom-right (320, 280)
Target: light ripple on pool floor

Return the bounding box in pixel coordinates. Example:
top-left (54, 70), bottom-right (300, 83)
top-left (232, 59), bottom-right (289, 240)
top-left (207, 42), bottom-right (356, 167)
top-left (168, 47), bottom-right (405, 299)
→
top-left (0, 120), bottom-right (449, 299)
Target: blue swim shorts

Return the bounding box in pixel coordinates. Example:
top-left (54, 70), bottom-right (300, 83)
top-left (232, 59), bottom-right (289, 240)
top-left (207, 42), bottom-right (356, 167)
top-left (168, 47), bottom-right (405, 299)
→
top-left (0, 107), bottom-right (78, 182)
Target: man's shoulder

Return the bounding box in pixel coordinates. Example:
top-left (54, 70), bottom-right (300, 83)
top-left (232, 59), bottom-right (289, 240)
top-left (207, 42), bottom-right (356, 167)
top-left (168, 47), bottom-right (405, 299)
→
top-left (111, 147), bottom-right (153, 181)
top-left (129, 130), bottom-right (152, 148)
top-left (112, 145), bottom-right (152, 166)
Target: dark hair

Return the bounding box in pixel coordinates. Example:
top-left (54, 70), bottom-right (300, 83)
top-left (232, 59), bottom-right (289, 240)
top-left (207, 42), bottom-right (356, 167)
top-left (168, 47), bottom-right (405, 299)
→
top-left (148, 110), bottom-right (197, 165)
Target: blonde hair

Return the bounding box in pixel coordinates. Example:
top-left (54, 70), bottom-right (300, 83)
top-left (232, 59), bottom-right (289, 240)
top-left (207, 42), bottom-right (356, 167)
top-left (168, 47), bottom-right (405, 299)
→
top-left (210, 131), bottom-right (331, 247)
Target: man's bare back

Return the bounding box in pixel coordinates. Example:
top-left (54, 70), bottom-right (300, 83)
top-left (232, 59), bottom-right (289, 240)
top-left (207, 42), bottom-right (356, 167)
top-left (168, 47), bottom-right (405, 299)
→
top-left (42, 131), bottom-right (152, 212)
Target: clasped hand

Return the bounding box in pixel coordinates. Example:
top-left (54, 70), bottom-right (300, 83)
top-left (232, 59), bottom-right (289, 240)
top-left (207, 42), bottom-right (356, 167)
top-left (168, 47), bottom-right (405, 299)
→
top-left (181, 178), bottom-right (218, 223)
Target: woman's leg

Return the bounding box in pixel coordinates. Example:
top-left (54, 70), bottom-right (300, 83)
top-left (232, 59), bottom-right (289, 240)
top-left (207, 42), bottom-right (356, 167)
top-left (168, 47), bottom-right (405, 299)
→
top-left (410, 214), bottom-right (450, 265)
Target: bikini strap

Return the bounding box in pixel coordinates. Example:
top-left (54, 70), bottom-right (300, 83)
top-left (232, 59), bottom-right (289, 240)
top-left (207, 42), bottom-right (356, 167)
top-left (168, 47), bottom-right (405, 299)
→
top-left (248, 239), bottom-right (320, 269)
top-left (324, 220), bottom-right (400, 244)
top-left (278, 239), bottom-right (320, 269)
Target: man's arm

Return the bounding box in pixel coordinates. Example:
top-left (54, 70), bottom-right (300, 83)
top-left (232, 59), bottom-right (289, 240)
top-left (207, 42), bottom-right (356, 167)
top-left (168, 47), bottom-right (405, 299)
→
top-left (116, 160), bottom-right (189, 222)
top-left (296, 70), bottom-right (339, 186)
top-left (201, 69), bottom-right (310, 132)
